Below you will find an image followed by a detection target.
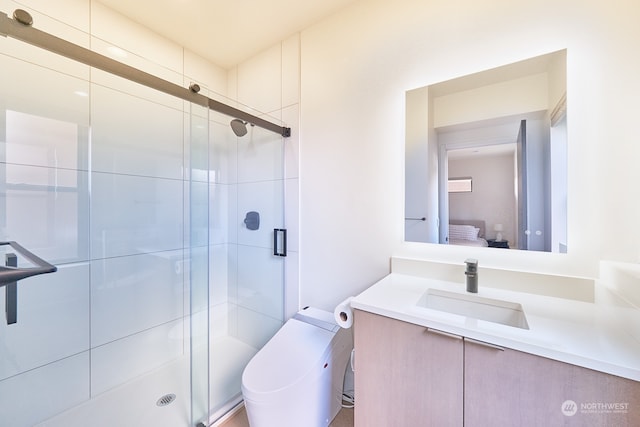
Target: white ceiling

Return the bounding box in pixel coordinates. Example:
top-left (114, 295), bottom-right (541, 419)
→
top-left (97, 0), bottom-right (359, 69)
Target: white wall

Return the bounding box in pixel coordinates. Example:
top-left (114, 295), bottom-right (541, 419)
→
top-left (299, 0), bottom-right (640, 309)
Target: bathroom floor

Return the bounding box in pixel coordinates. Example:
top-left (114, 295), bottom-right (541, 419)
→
top-left (330, 407), bottom-right (354, 427)
top-left (221, 405), bottom-right (354, 427)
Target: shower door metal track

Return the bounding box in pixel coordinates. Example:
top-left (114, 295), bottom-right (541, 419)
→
top-left (0, 9), bottom-right (291, 138)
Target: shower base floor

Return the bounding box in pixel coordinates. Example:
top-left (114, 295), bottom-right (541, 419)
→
top-left (36, 336), bottom-right (257, 427)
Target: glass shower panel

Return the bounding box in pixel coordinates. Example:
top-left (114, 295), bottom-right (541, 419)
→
top-left (190, 101), bottom-right (211, 427)
top-left (0, 41), bottom-right (91, 426)
top-left (88, 72), bottom-right (187, 403)
top-left (1, 11), bottom-right (194, 424)
top-left (207, 112), bottom-right (286, 419)
top-left (1, 5), bottom-right (290, 425)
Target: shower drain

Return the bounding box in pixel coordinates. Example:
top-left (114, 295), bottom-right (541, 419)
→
top-left (156, 393), bottom-right (176, 407)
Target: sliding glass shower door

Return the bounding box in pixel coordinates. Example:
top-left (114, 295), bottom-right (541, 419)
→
top-left (1, 5), bottom-right (288, 425)
top-left (1, 25), bottom-right (192, 426)
top-left (205, 109), bottom-right (287, 422)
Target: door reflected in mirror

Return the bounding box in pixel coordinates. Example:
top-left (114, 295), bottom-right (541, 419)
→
top-left (405, 50), bottom-right (567, 253)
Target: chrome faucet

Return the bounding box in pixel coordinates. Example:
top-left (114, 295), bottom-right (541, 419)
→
top-left (464, 259), bottom-right (478, 293)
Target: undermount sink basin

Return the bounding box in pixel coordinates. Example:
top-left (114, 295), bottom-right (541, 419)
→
top-left (416, 288), bottom-right (529, 330)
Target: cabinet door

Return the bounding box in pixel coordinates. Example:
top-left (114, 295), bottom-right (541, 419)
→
top-left (464, 338), bottom-right (640, 427)
top-left (354, 310), bottom-right (463, 427)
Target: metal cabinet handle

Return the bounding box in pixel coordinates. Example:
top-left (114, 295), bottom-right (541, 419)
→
top-left (427, 328), bottom-right (463, 340)
top-left (1, 241), bottom-right (57, 325)
top-left (464, 337), bottom-right (505, 351)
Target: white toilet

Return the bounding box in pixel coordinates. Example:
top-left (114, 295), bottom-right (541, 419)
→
top-left (241, 307), bottom-right (353, 427)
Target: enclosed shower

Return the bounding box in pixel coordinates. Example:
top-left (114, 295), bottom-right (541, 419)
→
top-left (0, 5), bottom-right (290, 427)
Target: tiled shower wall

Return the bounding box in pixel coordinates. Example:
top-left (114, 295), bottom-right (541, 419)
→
top-left (226, 36), bottom-right (301, 349)
top-left (0, 0), bottom-right (300, 425)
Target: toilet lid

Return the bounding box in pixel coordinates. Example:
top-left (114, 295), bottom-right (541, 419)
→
top-left (242, 318), bottom-right (336, 394)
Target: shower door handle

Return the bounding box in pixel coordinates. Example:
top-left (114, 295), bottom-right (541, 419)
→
top-left (273, 229), bottom-right (287, 257)
top-left (1, 241), bottom-right (58, 325)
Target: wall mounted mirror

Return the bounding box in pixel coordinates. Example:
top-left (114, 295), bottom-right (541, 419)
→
top-left (405, 50), bottom-right (567, 252)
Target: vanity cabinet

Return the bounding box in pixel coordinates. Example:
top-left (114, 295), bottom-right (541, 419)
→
top-left (354, 309), bottom-right (640, 427)
top-left (464, 338), bottom-right (640, 426)
top-left (353, 309), bottom-right (463, 427)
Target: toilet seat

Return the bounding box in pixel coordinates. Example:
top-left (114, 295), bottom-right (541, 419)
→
top-left (241, 317), bottom-right (335, 397)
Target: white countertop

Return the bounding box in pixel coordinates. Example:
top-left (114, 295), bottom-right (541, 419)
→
top-left (350, 273), bottom-right (640, 381)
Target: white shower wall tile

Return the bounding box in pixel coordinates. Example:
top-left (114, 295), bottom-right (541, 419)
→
top-left (0, 55), bottom-right (90, 134)
top-left (237, 44), bottom-right (282, 115)
top-left (89, 40), bottom-right (184, 91)
top-left (90, 250), bottom-right (185, 347)
top-left (0, 1), bottom-right (90, 80)
top-left (185, 105), bottom-right (212, 184)
top-left (226, 243), bottom-right (239, 305)
top-left (189, 245), bottom-right (210, 315)
top-left (236, 245), bottom-right (284, 320)
top-left (209, 117), bottom-right (238, 185)
top-left (90, 172), bottom-right (183, 259)
top-left (210, 244), bottom-right (229, 306)
top-left (282, 103), bottom-right (300, 179)
top-left (90, 84), bottom-right (184, 180)
top-left (11, 0), bottom-right (90, 33)
top-left (90, 1), bottom-right (184, 76)
top-left (237, 128), bottom-right (285, 184)
top-left (285, 178), bottom-right (300, 254)
top-left (190, 309), bottom-right (209, 354)
top-left (210, 183), bottom-right (232, 244)
top-left (225, 183), bottom-right (239, 244)
top-left (0, 164), bottom-right (90, 264)
top-left (90, 319), bottom-right (183, 396)
top-left (235, 306), bottom-right (282, 351)
top-left (0, 352), bottom-right (90, 427)
top-left (210, 301), bottom-right (230, 340)
top-left (285, 251), bottom-right (300, 319)
top-left (183, 49), bottom-right (227, 95)
top-left (226, 302), bottom-right (239, 337)
top-left (3, 109), bottom-right (89, 170)
top-left (189, 181), bottom-right (210, 248)
top-left (237, 180), bottom-right (284, 249)
top-left (0, 262), bottom-right (90, 381)
top-left (282, 34), bottom-right (300, 108)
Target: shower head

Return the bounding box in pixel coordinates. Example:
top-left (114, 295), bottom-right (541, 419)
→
top-left (230, 119), bottom-right (248, 137)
